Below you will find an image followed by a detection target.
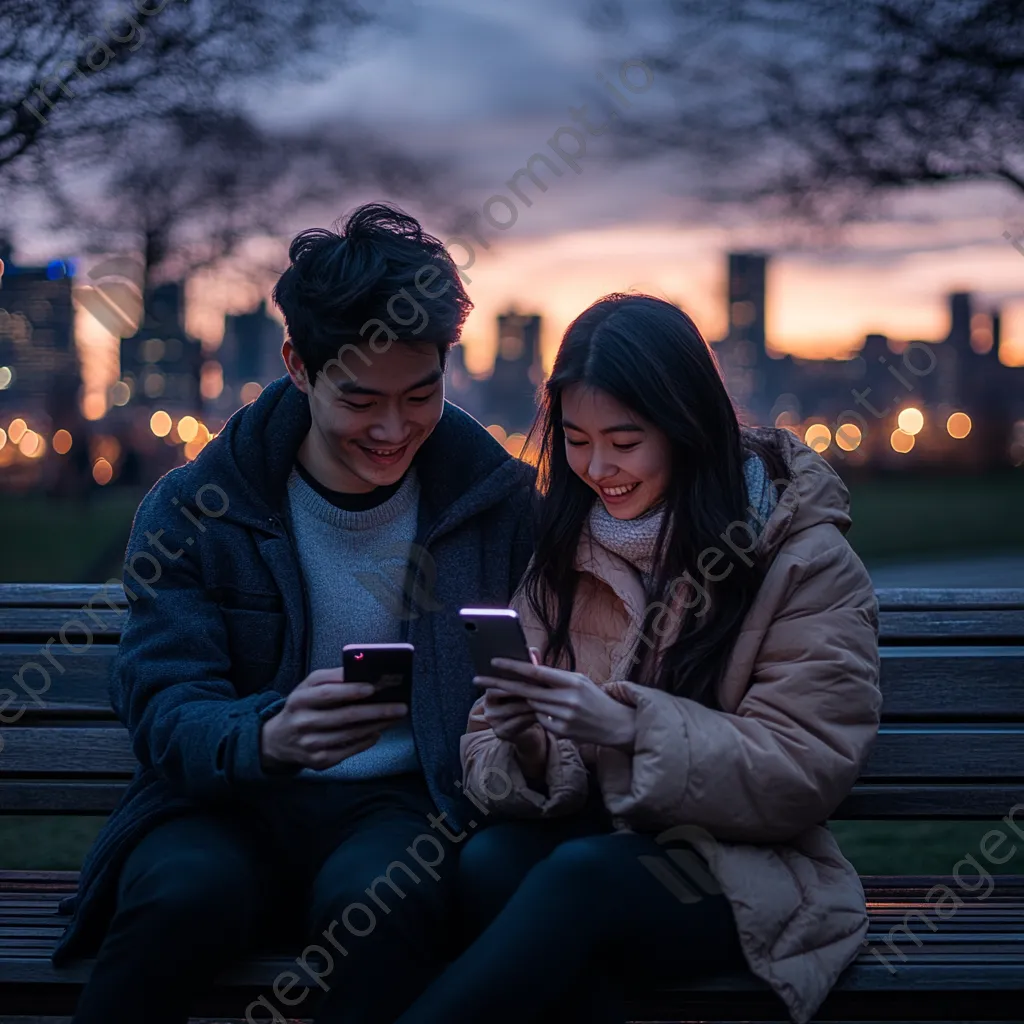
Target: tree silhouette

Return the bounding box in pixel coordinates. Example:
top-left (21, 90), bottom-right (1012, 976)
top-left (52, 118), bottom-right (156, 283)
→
top-left (611, 0), bottom-right (1024, 221)
top-left (0, 0), bottom-right (370, 182)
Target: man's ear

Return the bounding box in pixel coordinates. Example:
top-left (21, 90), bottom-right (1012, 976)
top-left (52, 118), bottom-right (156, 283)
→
top-left (283, 338), bottom-right (311, 395)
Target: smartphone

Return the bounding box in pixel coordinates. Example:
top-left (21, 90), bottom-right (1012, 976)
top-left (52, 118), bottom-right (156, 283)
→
top-left (459, 608), bottom-right (533, 678)
top-left (342, 643), bottom-right (413, 708)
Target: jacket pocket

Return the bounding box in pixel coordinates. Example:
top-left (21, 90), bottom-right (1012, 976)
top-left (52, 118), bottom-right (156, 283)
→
top-left (219, 606), bottom-right (286, 687)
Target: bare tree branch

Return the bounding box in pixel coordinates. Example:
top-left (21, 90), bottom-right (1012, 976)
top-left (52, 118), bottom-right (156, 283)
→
top-left (0, 0), bottom-right (371, 177)
top-left (604, 0), bottom-right (1024, 219)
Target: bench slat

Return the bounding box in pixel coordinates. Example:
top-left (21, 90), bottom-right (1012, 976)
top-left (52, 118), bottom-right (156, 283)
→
top-left (4, 583), bottom-right (1018, 611)
top-left (6, 723), bottom-right (1022, 781)
top-left (5, 646), bottom-right (1024, 721)
top-left (0, 781), bottom-right (125, 813)
top-left (880, 610), bottom-right (1024, 641)
top-left (874, 588), bottom-right (1024, 610)
top-left (0, 608), bottom-right (125, 642)
top-left (0, 646), bottom-right (118, 716)
top-left (1, 782), bottom-right (1020, 819)
top-left (3, 653), bottom-right (1024, 725)
top-left (0, 728), bottom-right (135, 774)
top-left (879, 648), bottom-right (1024, 718)
top-left (838, 784), bottom-right (1024, 819)
top-left (863, 725), bottom-right (1024, 779)
top-left (4, 607), bottom-right (1022, 642)
top-left (4, 946), bottom-right (1024, 994)
top-left (0, 585), bottom-right (128, 609)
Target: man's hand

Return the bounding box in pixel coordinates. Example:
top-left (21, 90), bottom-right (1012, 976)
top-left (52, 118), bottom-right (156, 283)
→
top-left (260, 667), bottom-right (408, 772)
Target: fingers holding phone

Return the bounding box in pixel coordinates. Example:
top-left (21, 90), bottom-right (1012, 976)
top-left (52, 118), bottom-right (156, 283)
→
top-left (259, 663), bottom-right (409, 772)
top-left (480, 686), bottom-right (537, 740)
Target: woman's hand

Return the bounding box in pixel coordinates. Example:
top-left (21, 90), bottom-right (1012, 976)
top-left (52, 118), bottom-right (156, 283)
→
top-left (474, 659), bottom-right (638, 752)
top-left (478, 647), bottom-right (550, 780)
top-left (480, 686), bottom-right (537, 741)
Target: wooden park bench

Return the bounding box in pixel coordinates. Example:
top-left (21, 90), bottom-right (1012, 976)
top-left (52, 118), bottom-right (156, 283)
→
top-left (1, 582), bottom-right (1023, 1022)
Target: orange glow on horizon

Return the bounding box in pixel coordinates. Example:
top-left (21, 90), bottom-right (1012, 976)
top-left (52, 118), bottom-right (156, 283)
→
top-left (67, 207), bottom-right (1024, 402)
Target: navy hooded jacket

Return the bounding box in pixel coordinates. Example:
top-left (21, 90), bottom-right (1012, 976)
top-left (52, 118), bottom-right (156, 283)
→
top-left (51, 376), bottom-right (536, 964)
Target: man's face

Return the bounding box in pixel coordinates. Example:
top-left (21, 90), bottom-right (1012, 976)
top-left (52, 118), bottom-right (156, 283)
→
top-left (287, 339), bottom-right (445, 492)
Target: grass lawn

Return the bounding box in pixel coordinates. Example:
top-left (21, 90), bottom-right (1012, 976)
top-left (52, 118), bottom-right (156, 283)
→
top-left (0, 488), bottom-right (145, 583)
top-left (843, 470), bottom-right (1024, 562)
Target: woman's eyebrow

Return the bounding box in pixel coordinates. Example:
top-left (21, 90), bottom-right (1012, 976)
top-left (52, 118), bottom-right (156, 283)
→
top-left (562, 419), bottom-right (645, 434)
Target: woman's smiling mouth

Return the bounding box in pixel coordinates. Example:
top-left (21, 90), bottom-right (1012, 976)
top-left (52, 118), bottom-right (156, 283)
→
top-left (598, 481), bottom-right (641, 504)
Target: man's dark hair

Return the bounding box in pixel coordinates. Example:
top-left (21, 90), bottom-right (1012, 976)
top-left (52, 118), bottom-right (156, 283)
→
top-left (272, 202), bottom-right (472, 380)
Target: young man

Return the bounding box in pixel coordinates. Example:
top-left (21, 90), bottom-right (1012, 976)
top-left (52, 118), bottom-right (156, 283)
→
top-left (55, 204), bottom-right (537, 1024)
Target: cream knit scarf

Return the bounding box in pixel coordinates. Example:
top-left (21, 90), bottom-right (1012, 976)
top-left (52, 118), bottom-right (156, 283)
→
top-left (587, 453), bottom-right (778, 591)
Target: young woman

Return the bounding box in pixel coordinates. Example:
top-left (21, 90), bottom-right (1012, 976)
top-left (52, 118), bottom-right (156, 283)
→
top-left (396, 293), bottom-right (881, 1024)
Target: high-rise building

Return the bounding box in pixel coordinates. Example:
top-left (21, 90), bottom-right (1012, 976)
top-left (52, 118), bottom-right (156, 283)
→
top-left (119, 282), bottom-right (203, 413)
top-left (212, 300), bottom-right (284, 419)
top-left (487, 311), bottom-right (543, 433)
top-left (716, 253), bottom-right (771, 421)
top-left (444, 342), bottom-right (486, 422)
top-left (0, 239), bottom-right (80, 430)
top-left (727, 253), bottom-right (767, 349)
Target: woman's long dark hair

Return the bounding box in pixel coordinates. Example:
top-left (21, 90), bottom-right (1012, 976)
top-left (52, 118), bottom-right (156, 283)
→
top-left (521, 293), bottom-right (789, 709)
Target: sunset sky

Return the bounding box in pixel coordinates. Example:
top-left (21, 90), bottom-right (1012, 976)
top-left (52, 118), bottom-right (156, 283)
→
top-left (54, 0), bottom-right (1024, 399)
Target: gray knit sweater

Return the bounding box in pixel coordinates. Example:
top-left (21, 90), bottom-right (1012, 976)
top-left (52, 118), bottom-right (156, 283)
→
top-left (286, 467), bottom-right (422, 780)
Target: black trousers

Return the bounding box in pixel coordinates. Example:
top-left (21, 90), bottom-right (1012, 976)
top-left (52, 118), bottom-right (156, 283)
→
top-left (397, 813), bottom-right (746, 1024)
top-left (71, 773), bottom-right (459, 1024)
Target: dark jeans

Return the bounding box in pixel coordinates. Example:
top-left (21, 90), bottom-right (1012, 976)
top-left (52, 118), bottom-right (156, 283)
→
top-left (399, 814), bottom-right (746, 1024)
top-left (71, 773), bottom-right (458, 1024)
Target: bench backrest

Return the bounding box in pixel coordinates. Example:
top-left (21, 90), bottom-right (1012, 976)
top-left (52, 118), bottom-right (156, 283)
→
top-left (1, 583), bottom-right (1023, 819)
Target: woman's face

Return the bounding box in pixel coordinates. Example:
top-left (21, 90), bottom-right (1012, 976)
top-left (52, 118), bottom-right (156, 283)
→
top-left (561, 384), bottom-right (671, 519)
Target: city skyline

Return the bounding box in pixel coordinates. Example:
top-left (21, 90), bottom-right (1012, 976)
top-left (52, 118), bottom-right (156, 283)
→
top-left (57, 206), bottom-right (1024, 419)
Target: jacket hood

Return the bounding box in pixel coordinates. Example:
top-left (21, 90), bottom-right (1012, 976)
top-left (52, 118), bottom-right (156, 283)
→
top-left (178, 375), bottom-right (534, 532)
top-left (744, 427), bottom-right (853, 560)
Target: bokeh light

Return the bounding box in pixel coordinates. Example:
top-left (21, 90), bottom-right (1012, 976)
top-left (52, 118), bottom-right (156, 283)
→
top-left (890, 428), bottom-right (915, 453)
top-left (835, 422), bottom-right (863, 451)
top-left (0, 427), bottom-right (6, 451)
top-left (150, 410), bottom-right (172, 437)
top-left (177, 416), bottom-right (199, 443)
top-left (947, 412), bottom-right (972, 439)
top-left (92, 458), bottom-right (113, 485)
top-left (52, 429), bottom-right (73, 455)
top-left (0, 366), bottom-right (12, 390)
top-left (503, 432), bottom-right (527, 458)
top-left (897, 407), bottom-right (924, 435)
top-left (110, 381), bottom-right (131, 406)
top-left (804, 423), bottom-right (831, 452)
top-left (7, 418), bottom-right (27, 444)
top-left (486, 424), bottom-right (507, 444)
top-left (240, 381), bottom-right (263, 404)
top-left (19, 430), bottom-right (43, 458)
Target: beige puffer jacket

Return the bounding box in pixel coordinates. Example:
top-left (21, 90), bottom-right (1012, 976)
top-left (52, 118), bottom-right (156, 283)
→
top-left (461, 429), bottom-right (882, 1023)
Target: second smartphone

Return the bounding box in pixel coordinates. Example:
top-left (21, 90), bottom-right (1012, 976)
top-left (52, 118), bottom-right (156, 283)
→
top-left (458, 607), bottom-right (533, 677)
